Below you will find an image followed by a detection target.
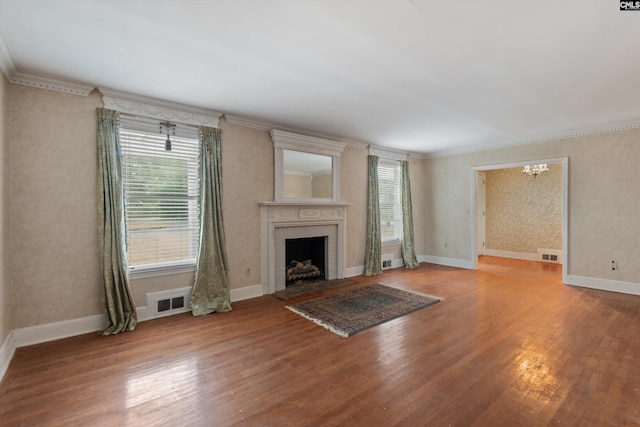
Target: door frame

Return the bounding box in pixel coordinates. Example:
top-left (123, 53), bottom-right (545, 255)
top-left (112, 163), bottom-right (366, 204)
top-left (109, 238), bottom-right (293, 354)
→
top-left (470, 157), bottom-right (569, 284)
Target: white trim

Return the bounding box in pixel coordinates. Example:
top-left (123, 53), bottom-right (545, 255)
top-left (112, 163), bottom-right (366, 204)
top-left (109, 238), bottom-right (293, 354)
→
top-left (99, 88), bottom-right (222, 128)
top-left (0, 331), bottom-right (16, 384)
top-left (418, 255), bottom-right (473, 270)
top-left (0, 28), bottom-right (16, 78)
top-left (224, 114), bottom-right (272, 131)
top-left (566, 275), bottom-right (640, 296)
top-left (270, 130), bottom-right (347, 157)
top-left (230, 284), bottom-right (264, 302)
top-left (345, 265), bottom-right (364, 277)
top-left (10, 72), bottom-right (93, 96)
top-left (129, 263), bottom-right (196, 280)
top-left (12, 314), bottom-right (106, 348)
top-left (369, 144), bottom-right (409, 161)
top-left (224, 114), bottom-right (370, 149)
top-left (484, 249), bottom-right (540, 262)
top-left (426, 120), bottom-right (640, 158)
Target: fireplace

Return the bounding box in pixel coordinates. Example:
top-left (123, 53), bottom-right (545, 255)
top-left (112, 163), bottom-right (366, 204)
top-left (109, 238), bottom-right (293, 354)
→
top-left (260, 202), bottom-right (347, 293)
top-left (285, 236), bottom-right (327, 285)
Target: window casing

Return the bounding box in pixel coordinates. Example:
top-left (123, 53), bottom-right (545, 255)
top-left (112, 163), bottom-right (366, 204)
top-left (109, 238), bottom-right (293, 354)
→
top-left (119, 116), bottom-right (200, 277)
top-left (378, 159), bottom-right (403, 243)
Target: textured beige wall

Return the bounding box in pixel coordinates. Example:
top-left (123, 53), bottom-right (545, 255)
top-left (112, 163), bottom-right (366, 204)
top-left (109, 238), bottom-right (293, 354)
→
top-left (311, 172), bottom-right (332, 198)
top-left (8, 86), bottom-right (104, 329)
top-left (485, 164), bottom-right (562, 253)
top-left (340, 145), bottom-right (368, 268)
top-left (0, 72), bottom-right (8, 343)
top-left (423, 129), bottom-right (640, 284)
top-left (284, 173), bottom-right (311, 198)
top-left (218, 117), bottom-right (273, 289)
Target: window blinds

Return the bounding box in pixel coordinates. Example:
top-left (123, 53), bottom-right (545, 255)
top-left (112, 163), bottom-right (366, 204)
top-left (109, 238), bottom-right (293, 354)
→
top-left (119, 115), bottom-right (201, 270)
top-left (378, 159), bottom-right (403, 241)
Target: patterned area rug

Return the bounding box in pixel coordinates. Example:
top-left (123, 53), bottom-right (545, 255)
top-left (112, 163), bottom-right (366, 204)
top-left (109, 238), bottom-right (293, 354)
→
top-left (272, 278), bottom-right (355, 301)
top-left (285, 284), bottom-right (441, 338)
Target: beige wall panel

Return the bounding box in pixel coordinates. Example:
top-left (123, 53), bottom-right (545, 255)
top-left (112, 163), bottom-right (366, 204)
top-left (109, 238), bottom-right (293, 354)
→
top-left (8, 86), bottom-right (104, 329)
top-left (284, 173), bottom-right (312, 198)
top-left (408, 157), bottom-right (424, 256)
top-left (0, 73), bottom-right (9, 342)
top-left (485, 164), bottom-right (562, 253)
top-left (218, 118), bottom-right (273, 289)
top-left (311, 172), bottom-right (331, 198)
top-left (340, 145), bottom-right (367, 268)
top-left (423, 129), bottom-right (640, 283)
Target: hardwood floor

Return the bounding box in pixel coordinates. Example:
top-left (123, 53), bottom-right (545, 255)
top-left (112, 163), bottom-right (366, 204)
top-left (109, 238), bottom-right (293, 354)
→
top-left (2, 257), bottom-right (640, 426)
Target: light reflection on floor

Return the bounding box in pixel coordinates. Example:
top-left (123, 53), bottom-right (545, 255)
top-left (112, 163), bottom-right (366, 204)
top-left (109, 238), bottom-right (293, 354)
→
top-left (125, 357), bottom-right (198, 408)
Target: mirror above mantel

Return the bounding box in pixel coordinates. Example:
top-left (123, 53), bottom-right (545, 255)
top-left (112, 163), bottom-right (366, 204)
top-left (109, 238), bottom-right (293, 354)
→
top-left (271, 130), bottom-right (346, 203)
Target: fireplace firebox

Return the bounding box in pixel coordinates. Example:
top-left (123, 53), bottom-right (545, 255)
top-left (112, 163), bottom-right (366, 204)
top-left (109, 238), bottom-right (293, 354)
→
top-left (285, 236), bottom-right (327, 285)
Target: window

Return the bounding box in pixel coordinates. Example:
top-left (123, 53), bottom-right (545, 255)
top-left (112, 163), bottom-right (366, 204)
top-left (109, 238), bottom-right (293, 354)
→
top-left (378, 159), bottom-right (403, 242)
top-left (119, 116), bottom-right (200, 276)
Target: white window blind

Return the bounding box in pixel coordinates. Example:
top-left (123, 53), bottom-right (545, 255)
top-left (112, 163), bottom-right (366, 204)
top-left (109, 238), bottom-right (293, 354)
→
top-left (119, 116), bottom-right (200, 272)
top-left (378, 160), bottom-right (403, 242)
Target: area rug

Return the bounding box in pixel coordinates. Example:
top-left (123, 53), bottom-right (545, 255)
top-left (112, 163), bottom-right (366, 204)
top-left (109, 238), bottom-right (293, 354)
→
top-left (272, 278), bottom-right (354, 301)
top-left (285, 284), bottom-right (441, 338)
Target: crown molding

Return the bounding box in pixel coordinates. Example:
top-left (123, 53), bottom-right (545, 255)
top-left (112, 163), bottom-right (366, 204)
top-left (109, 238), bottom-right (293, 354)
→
top-left (100, 88), bottom-right (222, 128)
top-left (270, 129), bottom-right (347, 157)
top-left (425, 119), bottom-right (640, 159)
top-left (10, 72), bottom-right (94, 96)
top-left (369, 144), bottom-right (409, 161)
top-left (224, 114), bottom-right (272, 131)
top-left (226, 113), bottom-right (370, 149)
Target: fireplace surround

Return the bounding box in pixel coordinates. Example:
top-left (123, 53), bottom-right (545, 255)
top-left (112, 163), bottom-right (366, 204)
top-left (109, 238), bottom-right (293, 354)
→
top-left (260, 202), bottom-right (347, 293)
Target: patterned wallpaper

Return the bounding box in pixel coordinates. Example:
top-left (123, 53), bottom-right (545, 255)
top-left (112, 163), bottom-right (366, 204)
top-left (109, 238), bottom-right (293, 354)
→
top-left (485, 164), bottom-right (563, 254)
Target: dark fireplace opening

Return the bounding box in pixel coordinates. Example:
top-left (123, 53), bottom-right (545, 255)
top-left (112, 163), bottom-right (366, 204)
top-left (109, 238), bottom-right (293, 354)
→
top-left (285, 236), bottom-right (327, 286)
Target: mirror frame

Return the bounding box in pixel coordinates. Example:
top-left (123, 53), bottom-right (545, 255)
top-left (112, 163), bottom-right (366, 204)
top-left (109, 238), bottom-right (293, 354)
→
top-left (270, 130), bottom-right (346, 203)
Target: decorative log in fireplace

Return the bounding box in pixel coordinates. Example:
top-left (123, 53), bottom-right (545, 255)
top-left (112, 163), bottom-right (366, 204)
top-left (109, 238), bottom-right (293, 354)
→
top-left (286, 259), bottom-right (321, 281)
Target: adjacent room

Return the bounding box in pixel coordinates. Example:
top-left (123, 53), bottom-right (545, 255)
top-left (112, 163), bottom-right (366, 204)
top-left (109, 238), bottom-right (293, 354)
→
top-left (0, 1), bottom-right (639, 425)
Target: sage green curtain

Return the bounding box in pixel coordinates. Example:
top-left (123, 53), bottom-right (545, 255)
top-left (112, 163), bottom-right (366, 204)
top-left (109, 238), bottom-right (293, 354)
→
top-left (363, 155), bottom-right (382, 276)
top-left (401, 160), bottom-right (420, 269)
top-left (96, 108), bottom-right (137, 335)
top-left (191, 126), bottom-right (232, 316)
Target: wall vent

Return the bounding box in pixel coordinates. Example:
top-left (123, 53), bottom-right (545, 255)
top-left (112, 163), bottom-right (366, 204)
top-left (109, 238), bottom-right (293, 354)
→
top-left (148, 287), bottom-right (192, 318)
top-left (537, 248), bottom-right (562, 264)
top-left (382, 253), bottom-right (393, 270)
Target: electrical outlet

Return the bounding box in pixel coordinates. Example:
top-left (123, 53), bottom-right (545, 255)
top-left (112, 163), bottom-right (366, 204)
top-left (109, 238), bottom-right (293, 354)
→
top-left (245, 268), bottom-right (251, 276)
top-left (611, 261), bottom-right (616, 271)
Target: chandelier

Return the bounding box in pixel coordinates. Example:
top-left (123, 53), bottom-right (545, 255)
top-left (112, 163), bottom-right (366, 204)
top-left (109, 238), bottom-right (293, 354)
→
top-left (522, 164), bottom-right (548, 177)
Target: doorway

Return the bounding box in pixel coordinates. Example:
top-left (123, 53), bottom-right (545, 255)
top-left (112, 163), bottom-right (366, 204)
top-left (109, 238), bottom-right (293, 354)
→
top-left (471, 158), bottom-right (568, 283)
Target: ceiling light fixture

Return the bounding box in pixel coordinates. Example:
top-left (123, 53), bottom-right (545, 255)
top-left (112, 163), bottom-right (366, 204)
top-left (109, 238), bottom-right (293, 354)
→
top-left (159, 121), bottom-right (176, 151)
top-left (522, 164), bottom-right (549, 178)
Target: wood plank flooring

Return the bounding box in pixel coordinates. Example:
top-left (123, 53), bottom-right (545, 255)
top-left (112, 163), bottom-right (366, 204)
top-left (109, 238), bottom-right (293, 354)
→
top-left (2, 257), bottom-right (640, 426)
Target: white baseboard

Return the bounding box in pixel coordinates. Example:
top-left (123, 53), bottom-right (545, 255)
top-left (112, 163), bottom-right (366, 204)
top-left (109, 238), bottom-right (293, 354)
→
top-left (0, 331), bottom-right (16, 384)
top-left (418, 255), bottom-right (473, 270)
top-left (484, 249), bottom-right (540, 262)
top-left (345, 265), bottom-right (364, 277)
top-left (12, 314), bottom-right (106, 349)
top-left (566, 275), bottom-right (640, 296)
top-left (230, 284), bottom-right (264, 302)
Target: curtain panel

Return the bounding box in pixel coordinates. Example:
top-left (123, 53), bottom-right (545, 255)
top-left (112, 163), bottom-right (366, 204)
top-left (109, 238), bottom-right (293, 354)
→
top-left (400, 160), bottom-right (420, 269)
top-left (363, 155), bottom-right (382, 276)
top-left (96, 108), bottom-right (137, 335)
top-left (191, 126), bottom-right (232, 316)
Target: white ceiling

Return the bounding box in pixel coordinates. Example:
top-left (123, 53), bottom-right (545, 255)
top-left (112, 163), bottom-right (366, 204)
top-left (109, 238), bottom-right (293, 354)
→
top-left (1, 0), bottom-right (639, 155)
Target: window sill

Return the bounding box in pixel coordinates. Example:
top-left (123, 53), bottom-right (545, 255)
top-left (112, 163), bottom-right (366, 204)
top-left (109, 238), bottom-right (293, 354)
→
top-left (382, 239), bottom-right (402, 247)
top-left (129, 262), bottom-right (196, 280)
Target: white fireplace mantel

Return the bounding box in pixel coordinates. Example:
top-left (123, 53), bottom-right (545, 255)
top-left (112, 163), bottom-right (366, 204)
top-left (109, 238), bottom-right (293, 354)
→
top-left (260, 202), bottom-right (347, 294)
